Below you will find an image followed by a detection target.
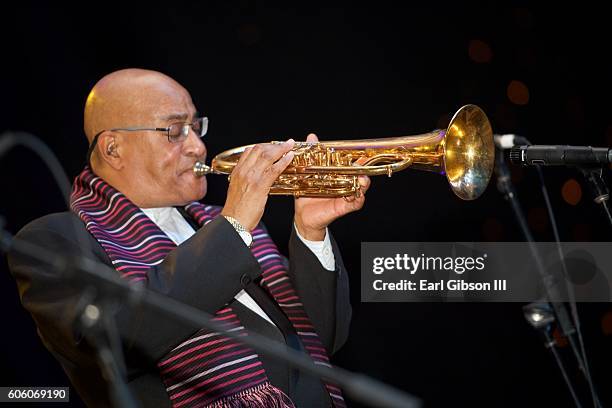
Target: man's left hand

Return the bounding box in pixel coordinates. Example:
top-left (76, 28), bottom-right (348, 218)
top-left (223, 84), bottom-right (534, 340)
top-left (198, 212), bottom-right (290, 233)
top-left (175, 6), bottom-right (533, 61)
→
top-left (294, 133), bottom-right (371, 241)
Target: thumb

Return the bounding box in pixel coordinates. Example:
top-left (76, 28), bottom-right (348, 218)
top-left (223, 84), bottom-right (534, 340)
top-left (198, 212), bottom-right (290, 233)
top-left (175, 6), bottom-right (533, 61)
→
top-left (306, 133), bottom-right (319, 143)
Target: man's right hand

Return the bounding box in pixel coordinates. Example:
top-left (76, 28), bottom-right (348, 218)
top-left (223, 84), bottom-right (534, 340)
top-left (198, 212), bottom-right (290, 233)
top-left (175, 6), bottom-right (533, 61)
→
top-left (221, 139), bottom-right (296, 231)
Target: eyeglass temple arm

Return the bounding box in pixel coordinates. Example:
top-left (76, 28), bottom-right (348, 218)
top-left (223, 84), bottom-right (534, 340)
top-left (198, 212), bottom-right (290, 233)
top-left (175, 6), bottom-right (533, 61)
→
top-left (108, 127), bottom-right (168, 132)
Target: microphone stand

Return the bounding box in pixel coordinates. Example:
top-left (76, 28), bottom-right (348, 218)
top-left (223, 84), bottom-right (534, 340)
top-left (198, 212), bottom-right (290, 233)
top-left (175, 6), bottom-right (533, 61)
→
top-left (504, 135), bottom-right (604, 407)
top-left (535, 165), bottom-right (602, 408)
top-left (75, 287), bottom-right (138, 408)
top-left (495, 149), bottom-right (584, 407)
top-left (578, 166), bottom-right (612, 228)
top-left (523, 302), bottom-right (582, 408)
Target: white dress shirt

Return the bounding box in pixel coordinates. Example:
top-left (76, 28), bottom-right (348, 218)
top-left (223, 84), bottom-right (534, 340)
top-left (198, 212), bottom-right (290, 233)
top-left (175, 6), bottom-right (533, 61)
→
top-left (141, 207), bottom-right (335, 326)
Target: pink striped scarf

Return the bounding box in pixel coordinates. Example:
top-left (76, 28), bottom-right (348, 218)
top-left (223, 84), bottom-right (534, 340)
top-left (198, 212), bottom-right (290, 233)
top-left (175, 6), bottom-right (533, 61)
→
top-left (70, 167), bottom-right (346, 407)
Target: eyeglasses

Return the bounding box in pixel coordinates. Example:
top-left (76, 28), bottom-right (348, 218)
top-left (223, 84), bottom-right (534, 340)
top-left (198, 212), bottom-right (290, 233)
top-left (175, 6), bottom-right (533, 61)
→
top-left (86, 117), bottom-right (208, 167)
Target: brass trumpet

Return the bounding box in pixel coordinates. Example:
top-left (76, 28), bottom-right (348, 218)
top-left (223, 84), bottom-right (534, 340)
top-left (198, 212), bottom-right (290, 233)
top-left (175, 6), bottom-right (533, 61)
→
top-left (193, 104), bottom-right (494, 200)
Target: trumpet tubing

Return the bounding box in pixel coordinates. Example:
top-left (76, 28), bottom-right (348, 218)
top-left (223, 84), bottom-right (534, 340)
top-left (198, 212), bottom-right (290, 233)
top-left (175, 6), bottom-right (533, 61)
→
top-left (193, 104), bottom-right (494, 200)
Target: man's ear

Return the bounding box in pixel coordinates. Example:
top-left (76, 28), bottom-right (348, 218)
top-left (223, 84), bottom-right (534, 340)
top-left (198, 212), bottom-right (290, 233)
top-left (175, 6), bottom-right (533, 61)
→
top-left (96, 132), bottom-right (123, 170)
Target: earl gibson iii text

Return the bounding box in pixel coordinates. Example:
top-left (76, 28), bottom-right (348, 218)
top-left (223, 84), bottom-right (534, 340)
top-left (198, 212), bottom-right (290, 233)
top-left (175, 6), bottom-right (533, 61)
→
top-left (370, 252), bottom-right (507, 296)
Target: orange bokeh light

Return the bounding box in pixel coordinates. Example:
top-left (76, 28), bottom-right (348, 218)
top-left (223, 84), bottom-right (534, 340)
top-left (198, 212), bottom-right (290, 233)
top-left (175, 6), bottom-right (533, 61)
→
top-left (602, 311), bottom-right (612, 335)
top-left (507, 80), bottom-right (529, 105)
top-left (561, 178), bottom-right (582, 206)
top-left (468, 40), bottom-right (492, 63)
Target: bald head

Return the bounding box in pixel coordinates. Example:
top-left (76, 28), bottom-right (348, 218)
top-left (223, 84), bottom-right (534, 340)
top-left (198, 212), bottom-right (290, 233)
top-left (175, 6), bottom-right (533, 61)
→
top-left (84, 69), bottom-right (192, 143)
top-left (81, 69), bottom-right (206, 208)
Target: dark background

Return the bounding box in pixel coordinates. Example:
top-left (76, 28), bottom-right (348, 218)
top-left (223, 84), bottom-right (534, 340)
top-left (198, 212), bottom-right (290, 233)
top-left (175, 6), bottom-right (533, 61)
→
top-left (1, 2), bottom-right (611, 407)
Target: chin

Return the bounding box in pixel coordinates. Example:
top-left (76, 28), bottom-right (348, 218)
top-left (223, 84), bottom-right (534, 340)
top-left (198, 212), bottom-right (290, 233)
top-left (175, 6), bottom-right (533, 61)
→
top-left (179, 177), bottom-right (207, 204)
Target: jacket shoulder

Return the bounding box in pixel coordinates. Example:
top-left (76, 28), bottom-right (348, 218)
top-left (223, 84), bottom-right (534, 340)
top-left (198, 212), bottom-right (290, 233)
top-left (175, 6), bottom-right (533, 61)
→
top-left (17, 211), bottom-right (84, 237)
top-left (12, 212), bottom-right (110, 267)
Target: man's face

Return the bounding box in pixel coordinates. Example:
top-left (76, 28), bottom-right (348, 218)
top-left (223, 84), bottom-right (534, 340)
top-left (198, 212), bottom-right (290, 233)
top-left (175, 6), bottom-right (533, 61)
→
top-left (119, 83), bottom-right (208, 207)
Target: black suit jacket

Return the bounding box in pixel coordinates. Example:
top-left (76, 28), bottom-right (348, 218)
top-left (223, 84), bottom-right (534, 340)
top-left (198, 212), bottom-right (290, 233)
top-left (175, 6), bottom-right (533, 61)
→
top-left (8, 210), bottom-right (352, 407)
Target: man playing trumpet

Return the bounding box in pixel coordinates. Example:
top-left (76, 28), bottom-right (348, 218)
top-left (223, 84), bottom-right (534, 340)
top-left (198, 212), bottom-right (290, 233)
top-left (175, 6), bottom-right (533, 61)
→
top-left (8, 69), bottom-right (369, 407)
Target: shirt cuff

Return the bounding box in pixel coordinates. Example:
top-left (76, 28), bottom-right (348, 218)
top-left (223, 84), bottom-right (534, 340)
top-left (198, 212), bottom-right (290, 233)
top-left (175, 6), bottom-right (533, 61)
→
top-left (293, 223), bottom-right (336, 271)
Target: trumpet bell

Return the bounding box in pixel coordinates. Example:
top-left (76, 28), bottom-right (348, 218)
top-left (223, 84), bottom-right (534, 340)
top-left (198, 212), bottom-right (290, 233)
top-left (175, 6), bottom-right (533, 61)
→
top-left (443, 105), bottom-right (494, 200)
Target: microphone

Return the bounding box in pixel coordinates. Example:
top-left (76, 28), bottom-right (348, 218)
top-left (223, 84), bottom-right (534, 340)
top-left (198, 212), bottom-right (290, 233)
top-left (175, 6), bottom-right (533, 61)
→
top-left (509, 145), bottom-right (612, 167)
top-left (494, 133), bottom-right (530, 149)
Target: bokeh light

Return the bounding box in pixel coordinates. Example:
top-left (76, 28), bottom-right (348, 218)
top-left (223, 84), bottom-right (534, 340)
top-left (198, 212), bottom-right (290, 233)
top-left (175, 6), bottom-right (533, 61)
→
top-left (507, 80), bottom-right (529, 105)
top-left (468, 40), bottom-right (493, 63)
top-left (561, 178), bottom-right (582, 206)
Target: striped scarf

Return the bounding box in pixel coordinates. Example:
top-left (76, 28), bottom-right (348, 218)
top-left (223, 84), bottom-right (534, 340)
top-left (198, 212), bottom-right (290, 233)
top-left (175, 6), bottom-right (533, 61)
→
top-left (70, 167), bottom-right (346, 407)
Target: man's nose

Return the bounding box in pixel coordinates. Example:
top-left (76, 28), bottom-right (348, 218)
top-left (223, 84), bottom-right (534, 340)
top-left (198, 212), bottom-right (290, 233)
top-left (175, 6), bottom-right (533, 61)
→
top-left (183, 127), bottom-right (206, 158)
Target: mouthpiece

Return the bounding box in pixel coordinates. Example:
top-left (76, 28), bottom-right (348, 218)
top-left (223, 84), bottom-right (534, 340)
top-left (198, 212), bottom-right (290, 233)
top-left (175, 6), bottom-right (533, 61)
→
top-left (193, 161), bottom-right (214, 177)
